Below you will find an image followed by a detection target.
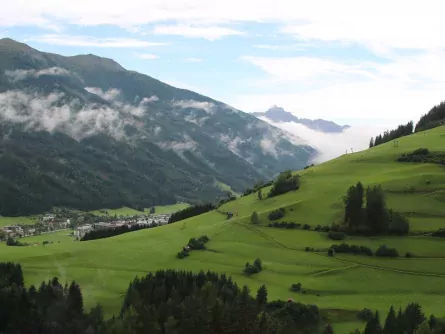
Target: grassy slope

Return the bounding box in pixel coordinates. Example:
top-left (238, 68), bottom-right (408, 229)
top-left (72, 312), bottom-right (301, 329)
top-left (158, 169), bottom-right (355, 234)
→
top-left (1, 126), bottom-right (445, 332)
top-left (89, 204), bottom-right (190, 217)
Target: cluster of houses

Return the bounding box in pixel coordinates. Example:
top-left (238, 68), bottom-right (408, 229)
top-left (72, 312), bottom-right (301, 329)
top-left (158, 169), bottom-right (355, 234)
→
top-left (74, 213), bottom-right (172, 238)
top-left (0, 214), bottom-right (71, 239)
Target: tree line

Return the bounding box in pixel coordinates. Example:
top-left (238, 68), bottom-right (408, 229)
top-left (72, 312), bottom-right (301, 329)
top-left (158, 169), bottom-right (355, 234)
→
top-left (80, 223), bottom-right (159, 241)
top-left (361, 303), bottom-right (445, 334)
top-left (369, 121), bottom-right (413, 148)
top-left (415, 101), bottom-right (445, 132)
top-left (343, 182), bottom-right (410, 235)
top-left (168, 203), bottom-right (215, 224)
top-left (0, 263), bottom-right (323, 334)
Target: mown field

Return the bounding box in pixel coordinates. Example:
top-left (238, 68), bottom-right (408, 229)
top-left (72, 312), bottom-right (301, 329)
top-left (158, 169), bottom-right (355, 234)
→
top-left (2, 126), bottom-right (445, 332)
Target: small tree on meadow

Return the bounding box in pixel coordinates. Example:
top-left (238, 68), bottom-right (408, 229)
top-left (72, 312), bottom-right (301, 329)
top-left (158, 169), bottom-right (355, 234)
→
top-left (251, 211), bottom-right (260, 225)
top-left (258, 189), bottom-right (263, 200)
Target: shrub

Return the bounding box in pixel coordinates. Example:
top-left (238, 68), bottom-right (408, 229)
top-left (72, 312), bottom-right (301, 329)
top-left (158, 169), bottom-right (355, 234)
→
top-left (268, 171), bottom-right (300, 198)
top-left (305, 247), bottom-right (310, 252)
top-left (405, 252), bottom-right (414, 258)
top-left (291, 283), bottom-right (302, 292)
top-left (388, 210), bottom-right (410, 235)
top-left (321, 226), bottom-right (331, 232)
top-left (177, 250), bottom-right (189, 259)
top-left (268, 208), bottom-right (285, 221)
top-left (330, 243), bottom-right (373, 256)
top-left (314, 225), bottom-right (321, 231)
top-left (243, 258), bottom-right (263, 275)
top-left (432, 228), bottom-right (445, 237)
top-left (328, 231), bottom-right (346, 240)
top-left (303, 224), bottom-right (311, 230)
top-left (198, 235), bottom-right (209, 243)
top-left (268, 221), bottom-right (299, 229)
top-left (251, 211), bottom-right (260, 225)
top-left (188, 238), bottom-right (206, 250)
top-left (375, 245), bottom-right (399, 257)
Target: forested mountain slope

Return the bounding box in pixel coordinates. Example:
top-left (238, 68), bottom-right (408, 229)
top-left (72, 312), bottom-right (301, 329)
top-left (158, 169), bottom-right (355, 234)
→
top-left (0, 38), bottom-right (315, 215)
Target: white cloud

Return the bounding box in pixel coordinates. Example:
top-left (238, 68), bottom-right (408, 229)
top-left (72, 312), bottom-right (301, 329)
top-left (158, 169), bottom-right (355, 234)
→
top-left (85, 87), bottom-right (121, 102)
top-left (2, 0), bottom-right (445, 50)
top-left (171, 100), bottom-right (216, 114)
top-left (259, 116), bottom-right (385, 163)
top-left (26, 35), bottom-right (169, 48)
top-left (185, 57), bottom-right (203, 62)
top-left (5, 67), bottom-right (70, 82)
top-left (0, 90), bottom-right (148, 141)
top-left (153, 24), bottom-right (243, 40)
top-left (137, 53), bottom-right (159, 60)
top-left (159, 24), bottom-right (242, 40)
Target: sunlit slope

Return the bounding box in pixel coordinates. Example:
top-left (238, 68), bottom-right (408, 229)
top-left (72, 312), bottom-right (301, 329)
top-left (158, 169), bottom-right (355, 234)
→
top-left (220, 125), bottom-right (445, 232)
top-left (1, 126), bottom-right (445, 331)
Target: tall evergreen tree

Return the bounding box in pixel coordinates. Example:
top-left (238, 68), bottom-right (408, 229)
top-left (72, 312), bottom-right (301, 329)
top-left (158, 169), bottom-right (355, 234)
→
top-left (258, 189), bottom-right (263, 200)
top-left (251, 211), bottom-right (260, 225)
top-left (67, 281), bottom-right (84, 315)
top-left (383, 306), bottom-right (397, 334)
top-left (256, 285), bottom-right (268, 308)
top-left (369, 137), bottom-right (374, 148)
top-left (365, 186), bottom-right (389, 234)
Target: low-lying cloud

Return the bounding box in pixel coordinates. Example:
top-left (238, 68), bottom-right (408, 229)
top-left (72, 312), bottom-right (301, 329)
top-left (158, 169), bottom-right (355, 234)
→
top-left (171, 99), bottom-right (216, 114)
top-left (5, 67), bottom-right (71, 82)
top-left (0, 90), bottom-right (153, 141)
top-left (259, 117), bottom-right (386, 163)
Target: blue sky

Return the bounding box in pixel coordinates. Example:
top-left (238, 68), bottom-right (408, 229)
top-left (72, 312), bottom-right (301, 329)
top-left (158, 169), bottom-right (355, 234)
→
top-left (1, 0), bottom-right (445, 127)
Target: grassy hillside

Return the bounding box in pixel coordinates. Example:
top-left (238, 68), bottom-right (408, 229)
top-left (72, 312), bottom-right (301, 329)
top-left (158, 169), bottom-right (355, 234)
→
top-left (2, 126), bottom-right (445, 331)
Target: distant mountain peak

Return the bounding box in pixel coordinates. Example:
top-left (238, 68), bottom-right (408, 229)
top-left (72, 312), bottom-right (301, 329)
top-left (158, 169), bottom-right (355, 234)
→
top-left (253, 105), bottom-right (350, 133)
top-left (0, 38), bottom-right (34, 52)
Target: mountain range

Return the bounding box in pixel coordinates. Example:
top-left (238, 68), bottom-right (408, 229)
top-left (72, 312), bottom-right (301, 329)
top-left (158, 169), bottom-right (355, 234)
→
top-left (0, 38), bottom-right (315, 216)
top-left (253, 106), bottom-right (350, 133)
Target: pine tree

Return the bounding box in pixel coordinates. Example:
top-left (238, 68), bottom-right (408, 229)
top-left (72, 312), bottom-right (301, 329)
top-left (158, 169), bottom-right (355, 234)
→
top-left (258, 189), bottom-right (263, 200)
top-left (369, 137), bottom-right (374, 148)
top-left (67, 281), bottom-right (84, 315)
top-left (256, 285), bottom-right (267, 308)
top-left (364, 311), bottom-right (382, 334)
top-left (251, 211), bottom-right (260, 225)
top-left (383, 306), bottom-right (397, 334)
top-left (365, 186), bottom-right (389, 234)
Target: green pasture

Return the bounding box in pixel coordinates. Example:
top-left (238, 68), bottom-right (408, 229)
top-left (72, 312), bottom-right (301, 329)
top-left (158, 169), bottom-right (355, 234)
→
top-left (89, 203), bottom-right (189, 217)
top-left (1, 126), bottom-right (445, 329)
top-left (0, 215), bottom-right (37, 227)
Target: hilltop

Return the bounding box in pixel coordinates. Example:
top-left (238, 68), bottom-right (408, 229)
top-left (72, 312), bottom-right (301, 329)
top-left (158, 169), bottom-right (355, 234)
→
top-left (2, 125), bottom-right (445, 332)
top-left (0, 38), bottom-right (314, 216)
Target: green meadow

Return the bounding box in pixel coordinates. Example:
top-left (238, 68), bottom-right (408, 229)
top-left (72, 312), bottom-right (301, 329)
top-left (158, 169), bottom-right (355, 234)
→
top-left (2, 126), bottom-right (445, 332)
top-left (89, 203), bottom-right (189, 217)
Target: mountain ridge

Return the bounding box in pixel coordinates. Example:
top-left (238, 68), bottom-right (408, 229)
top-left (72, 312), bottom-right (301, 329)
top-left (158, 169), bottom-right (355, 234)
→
top-left (253, 105), bottom-right (350, 133)
top-left (0, 38), bottom-right (315, 216)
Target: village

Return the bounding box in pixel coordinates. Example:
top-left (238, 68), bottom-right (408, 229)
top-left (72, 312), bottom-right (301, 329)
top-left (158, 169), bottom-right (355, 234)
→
top-left (0, 210), bottom-right (172, 242)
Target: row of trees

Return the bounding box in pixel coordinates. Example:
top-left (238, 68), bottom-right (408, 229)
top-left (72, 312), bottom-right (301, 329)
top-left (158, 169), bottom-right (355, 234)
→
top-left (361, 303), bottom-right (440, 334)
top-left (0, 262), bottom-right (323, 333)
top-left (415, 101), bottom-right (445, 132)
top-left (177, 235), bottom-right (210, 259)
top-left (168, 203), bottom-right (215, 224)
top-left (81, 223), bottom-right (159, 241)
top-left (343, 182), bottom-right (410, 235)
top-left (369, 121), bottom-right (414, 148)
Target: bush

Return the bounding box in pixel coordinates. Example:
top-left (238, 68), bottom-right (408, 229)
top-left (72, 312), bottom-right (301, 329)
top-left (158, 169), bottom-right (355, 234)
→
top-left (303, 224), bottom-right (311, 230)
top-left (314, 225), bottom-right (321, 231)
top-left (321, 226), bottom-right (331, 232)
top-left (268, 221), bottom-right (298, 229)
top-left (432, 228), bottom-right (445, 237)
top-left (291, 283), bottom-right (302, 292)
top-left (243, 258), bottom-right (263, 275)
top-left (375, 245), bottom-right (399, 257)
top-left (177, 250), bottom-right (189, 259)
top-left (305, 247), bottom-right (310, 252)
top-left (330, 243), bottom-right (373, 256)
top-left (328, 231), bottom-right (346, 240)
top-left (268, 171), bottom-right (300, 198)
top-left (405, 252), bottom-right (414, 258)
top-left (388, 210), bottom-right (410, 235)
top-left (188, 237), bottom-right (206, 250)
top-left (251, 211), bottom-right (260, 224)
top-left (268, 208), bottom-right (285, 221)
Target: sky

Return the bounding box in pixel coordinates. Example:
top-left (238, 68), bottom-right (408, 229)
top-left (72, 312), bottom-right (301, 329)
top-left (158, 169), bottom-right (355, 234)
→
top-left (1, 0), bottom-right (445, 128)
